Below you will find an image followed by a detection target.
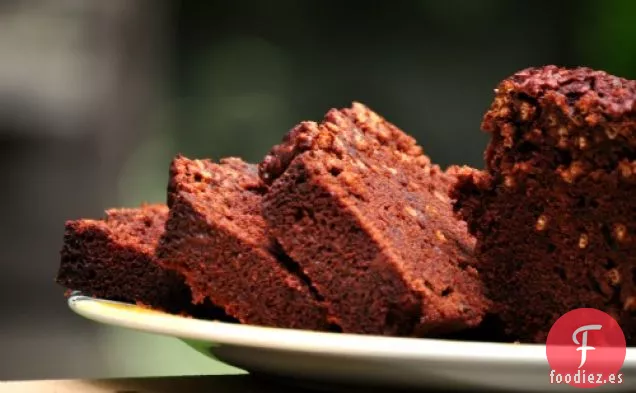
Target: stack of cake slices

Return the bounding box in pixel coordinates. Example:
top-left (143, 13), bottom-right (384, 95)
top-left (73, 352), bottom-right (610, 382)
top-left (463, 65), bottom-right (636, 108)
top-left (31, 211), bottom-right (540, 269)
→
top-left (58, 66), bottom-right (636, 343)
top-left (58, 102), bottom-right (488, 338)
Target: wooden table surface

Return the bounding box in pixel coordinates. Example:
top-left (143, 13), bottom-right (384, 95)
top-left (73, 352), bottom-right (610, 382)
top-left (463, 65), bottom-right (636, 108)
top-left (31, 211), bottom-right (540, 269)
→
top-left (0, 375), bottom-right (465, 393)
top-left (4, 376), bottom-right (284, 393)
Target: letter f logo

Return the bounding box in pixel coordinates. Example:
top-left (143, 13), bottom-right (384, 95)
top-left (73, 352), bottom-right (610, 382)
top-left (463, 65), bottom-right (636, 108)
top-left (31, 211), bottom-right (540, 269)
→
top-left (573, 324), bottom-right (602, 368)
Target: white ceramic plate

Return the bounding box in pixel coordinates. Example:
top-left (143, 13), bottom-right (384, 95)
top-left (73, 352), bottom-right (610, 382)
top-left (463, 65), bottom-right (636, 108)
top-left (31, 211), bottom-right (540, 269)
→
top-left (69, 295), bottom-right (636, 392)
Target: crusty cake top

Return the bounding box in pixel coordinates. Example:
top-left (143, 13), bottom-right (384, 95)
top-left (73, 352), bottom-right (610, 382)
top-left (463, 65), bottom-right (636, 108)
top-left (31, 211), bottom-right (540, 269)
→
top-left (167, 155), bottom-right (268, 244)
top-left (259, 102), bottom-right (434, 185)
top-left (66, 204), bottom-right (168, 255)
top-left (484, 66), bottom-right (636, 144)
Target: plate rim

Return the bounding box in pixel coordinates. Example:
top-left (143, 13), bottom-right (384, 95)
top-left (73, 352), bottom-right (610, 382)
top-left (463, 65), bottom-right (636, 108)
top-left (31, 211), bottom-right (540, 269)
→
top-left (68, 295), bottom-right (636, 367)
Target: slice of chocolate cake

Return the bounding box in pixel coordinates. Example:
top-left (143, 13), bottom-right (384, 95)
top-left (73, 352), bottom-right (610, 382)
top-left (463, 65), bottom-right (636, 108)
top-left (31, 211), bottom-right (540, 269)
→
top-left (259, 102), bottom-right (488, 336)
top-left (156, 155), bottom-right (328, 330)
top-left (452, 66), bottom-right (636, 343)
top-left (57, 204), bottom-right (194, 314)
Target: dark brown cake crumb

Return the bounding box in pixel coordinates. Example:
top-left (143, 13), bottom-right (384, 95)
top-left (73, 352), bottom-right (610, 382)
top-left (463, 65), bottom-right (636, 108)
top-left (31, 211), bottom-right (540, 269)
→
top-left (452, 65), bottom-right (636, 344)
top-left (260, 102), bottom-right (488, 337)
top-left (57, 205), bottom-right (196, 314)
top-left (156, 155), bottom-right (329, 330)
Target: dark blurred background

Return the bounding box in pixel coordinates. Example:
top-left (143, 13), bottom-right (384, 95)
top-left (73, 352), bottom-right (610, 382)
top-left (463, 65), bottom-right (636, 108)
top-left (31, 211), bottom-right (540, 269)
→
top-left (0, 0), bottom-right (634, 380)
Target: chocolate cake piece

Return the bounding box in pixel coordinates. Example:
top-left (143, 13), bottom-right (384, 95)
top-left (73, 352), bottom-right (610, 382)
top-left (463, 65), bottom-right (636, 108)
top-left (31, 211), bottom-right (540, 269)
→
top-left (156, 155), bottom-right (328, 330)
top-left (452, 66), bottom-right (636, 343)
top-left (259, 102), bottom-right (488, 336)
top-left (57, 204), bottom-right (194, 314)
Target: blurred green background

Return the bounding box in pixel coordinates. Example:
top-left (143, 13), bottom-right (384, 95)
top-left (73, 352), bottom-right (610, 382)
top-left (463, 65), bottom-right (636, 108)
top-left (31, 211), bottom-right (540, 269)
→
top-left (0, 0), bottom-right (634, 380)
